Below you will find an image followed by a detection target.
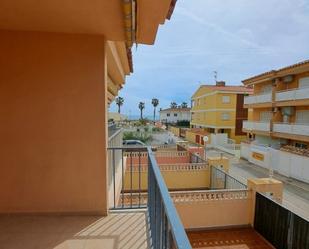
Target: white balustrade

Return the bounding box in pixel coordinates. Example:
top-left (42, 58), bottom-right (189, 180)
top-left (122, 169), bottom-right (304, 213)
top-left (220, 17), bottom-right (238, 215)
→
top-left (276, 87), bottom-right (309, 102)
top-left (243, 121), bottom-right (270, 132)
top-left (120, 189), bottom-right (249, 206)
top-left (127, 163), bottom-right (209, 172)
top-left (244, 93), bottom-right (272, 105)
top-left (274, 123), bottom-right (309, 136)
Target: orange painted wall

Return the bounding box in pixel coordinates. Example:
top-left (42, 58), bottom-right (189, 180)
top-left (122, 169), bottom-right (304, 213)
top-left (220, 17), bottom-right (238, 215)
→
top-left (0, 30), bottom-right (108, 214)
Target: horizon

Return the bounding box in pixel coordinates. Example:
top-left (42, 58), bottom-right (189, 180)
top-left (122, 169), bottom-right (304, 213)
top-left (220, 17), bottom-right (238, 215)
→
top-left (110, 0), bottom-right (309, 116)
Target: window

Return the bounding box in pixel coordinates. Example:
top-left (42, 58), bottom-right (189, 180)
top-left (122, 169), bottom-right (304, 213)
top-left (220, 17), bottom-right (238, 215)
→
top-left (261, 84), bottom-right (272, 94)
top-left (299, 77), bottom-right (309, 89)
top-left (167, 113), bottom-right (170, 117)
top-left (296, 110), bottom-right (309, 124)
top-left (222, 96), bottom-right (230, 103)
top-left (174, 113), bottom-right (177, 117)
top-left (260, 111), bottom-right (272, 122)
top-left (221, 113), bottom-right (230, 120)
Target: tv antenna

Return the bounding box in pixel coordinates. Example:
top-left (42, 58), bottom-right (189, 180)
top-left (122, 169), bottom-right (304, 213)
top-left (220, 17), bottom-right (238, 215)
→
top-left (214, 71), bottom-right (218, 83)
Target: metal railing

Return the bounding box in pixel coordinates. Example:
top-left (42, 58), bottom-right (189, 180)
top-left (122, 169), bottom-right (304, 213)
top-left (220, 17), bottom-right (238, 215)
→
top-left (210, 166), bottom-right (247, 190)
top-left (108, 146), bottom-right (147, 209)
top-left (148, 147), bottom-right (192, 249)
top-left (108, 122), bottom-right (120, 139)
top-left (107, 146), bottom-right (192, 249)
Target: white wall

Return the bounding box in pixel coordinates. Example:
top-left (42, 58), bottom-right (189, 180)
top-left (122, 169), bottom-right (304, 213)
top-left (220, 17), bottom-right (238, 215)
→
top-left (159, 110), bottom-right (191, 123)
top-left (240, 143), bottom-right (309, 184)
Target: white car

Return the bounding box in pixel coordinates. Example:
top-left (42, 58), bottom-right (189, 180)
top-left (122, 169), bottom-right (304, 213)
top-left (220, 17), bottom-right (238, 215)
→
top-left (123, 140), bottom-right (146, 146)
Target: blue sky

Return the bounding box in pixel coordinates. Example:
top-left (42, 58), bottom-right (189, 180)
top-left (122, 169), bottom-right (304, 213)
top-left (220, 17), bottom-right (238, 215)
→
top-left (110, 0), bottom-right (309, 116)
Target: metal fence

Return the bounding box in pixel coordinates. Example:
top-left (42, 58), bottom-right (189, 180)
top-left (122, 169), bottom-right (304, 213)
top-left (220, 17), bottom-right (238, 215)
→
top-left (148, 147), bottom-right (192, 249)
top-left (254, 192), bottom-right (309, 249)
top-left (210, 166), bottom-right (247, 190)
top-left (107, 146), bottom-right (192, 249)
top-left (107, 146), bottom-right (147, 209)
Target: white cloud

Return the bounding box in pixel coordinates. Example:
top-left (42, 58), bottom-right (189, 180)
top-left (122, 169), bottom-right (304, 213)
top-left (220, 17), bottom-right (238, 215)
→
top-left (113, 0), bottom-right (309, 115)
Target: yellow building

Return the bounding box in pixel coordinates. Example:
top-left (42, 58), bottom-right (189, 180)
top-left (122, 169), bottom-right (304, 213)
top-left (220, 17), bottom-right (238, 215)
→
top-left (241, 60), bottom-right (309, 183)
top-left (191, 81), bottom-right (253, 143)
top-left (243, 60), bottom-right (309, 149)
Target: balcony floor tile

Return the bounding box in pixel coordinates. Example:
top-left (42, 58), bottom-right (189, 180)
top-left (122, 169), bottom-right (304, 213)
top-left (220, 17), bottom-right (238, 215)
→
top-left (0, 210), bottom-right (149, 249)
top-left (188, 227), bottom-right (274, 249)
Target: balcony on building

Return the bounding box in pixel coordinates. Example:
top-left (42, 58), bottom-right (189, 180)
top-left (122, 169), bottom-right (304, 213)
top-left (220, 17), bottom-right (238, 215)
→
top-left (243, 120), bottom-right (271, 134)
top-left (275, 86), bottom-right (309, 106)
top-left (244, 92), bottom-right (272, 108)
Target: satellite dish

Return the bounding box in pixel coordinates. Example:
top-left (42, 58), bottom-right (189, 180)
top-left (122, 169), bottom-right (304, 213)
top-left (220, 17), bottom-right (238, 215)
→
top-left (203, 136), bottom-right (209, 142)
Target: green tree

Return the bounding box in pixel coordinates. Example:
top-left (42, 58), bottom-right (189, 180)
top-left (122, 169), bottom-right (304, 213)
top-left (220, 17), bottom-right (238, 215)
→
top-left (115, 97), bottom-right (124, 113)
top-left (151, 98), bottom-right (159, 122)
top-left (180, 102), bottom-right (188, 108)
top-left (138, 102), bottom-right (145, 119)
top-left (170, 102), bottom-right (177, 108)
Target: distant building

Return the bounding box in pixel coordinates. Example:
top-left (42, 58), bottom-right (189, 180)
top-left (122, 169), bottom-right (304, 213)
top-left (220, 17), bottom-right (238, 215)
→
top-left (159, 107), bottom-right (191, 124)
top-left (190, 81), bottom-right (253, 143)
top-left (241, 59), bottom-right (309, 183)
top-left (108, 112), bottom-right (128, 122)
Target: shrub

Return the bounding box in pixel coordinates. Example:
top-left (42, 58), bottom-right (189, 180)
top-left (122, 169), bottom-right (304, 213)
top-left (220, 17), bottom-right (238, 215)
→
top-left (123, 131), bottom-right (153, 143)
top-left (176, 120), bottom-right (190, 127)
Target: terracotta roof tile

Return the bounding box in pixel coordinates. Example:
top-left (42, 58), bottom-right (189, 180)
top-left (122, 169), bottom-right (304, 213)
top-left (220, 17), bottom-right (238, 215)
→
top-left (201, 85), bottom-right (253, 93)
top-left (243, 59), bottom-right (309, 83)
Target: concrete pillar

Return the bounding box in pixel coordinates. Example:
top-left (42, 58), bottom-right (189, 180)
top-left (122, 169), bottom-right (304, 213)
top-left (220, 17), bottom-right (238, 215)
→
top-left (247, 178), bottom-right (283, 226)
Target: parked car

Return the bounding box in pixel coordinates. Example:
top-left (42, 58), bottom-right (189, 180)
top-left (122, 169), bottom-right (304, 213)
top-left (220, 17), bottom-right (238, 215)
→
top-left (123, 140), bottom-right (146, 146)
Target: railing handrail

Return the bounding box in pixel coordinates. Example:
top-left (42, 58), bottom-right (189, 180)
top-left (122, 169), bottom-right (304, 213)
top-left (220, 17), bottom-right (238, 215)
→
top-left (147, 147), bottom-right (192, 249)
top-left (276, 85), bottom-right (309, 93)
top-left (245, 92), bottom-right (272, 97)
top-left (243, 120), bottom-right (270, 124)
top-left (273, 122), bottom-right (309, 126)
top-left (171, 188), bottom-right (249, 194)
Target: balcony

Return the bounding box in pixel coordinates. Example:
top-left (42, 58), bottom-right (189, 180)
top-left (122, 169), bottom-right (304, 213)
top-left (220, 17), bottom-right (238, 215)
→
top-left (244, 93), bottom-right (272, 106)
top-left (273, 123), bottom-right (309, 137)
top-left (243, 121), bottom-right (270, 133)
top-left (3, 143), bottom-right (308, 249)
top-left (276, 87), bottom-right (309, 103)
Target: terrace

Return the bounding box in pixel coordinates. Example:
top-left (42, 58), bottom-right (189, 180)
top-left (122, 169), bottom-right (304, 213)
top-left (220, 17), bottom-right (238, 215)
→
top-left (1, 137), bottom-right (309, 249)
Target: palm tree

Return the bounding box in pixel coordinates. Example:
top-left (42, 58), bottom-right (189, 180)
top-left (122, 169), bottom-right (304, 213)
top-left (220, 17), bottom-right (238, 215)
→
top-left (138, 102), bottom-right (145, 119)
top-left (151, 98), bottom-right (159, 122)
top-left (170, 102), bottom-right (177, 108)
top-left (180, 102), bottom-right (188, 108)
top-left (115, 97), bottom-right (124, 113)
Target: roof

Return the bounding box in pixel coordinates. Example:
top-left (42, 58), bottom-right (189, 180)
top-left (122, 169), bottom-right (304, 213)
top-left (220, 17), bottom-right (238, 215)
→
top-left (160, 107), bottom-right (191, 112)
top-left (243, 59), bottom-right (309, 85)
top-left (200, 85), bottom-right (253, 93)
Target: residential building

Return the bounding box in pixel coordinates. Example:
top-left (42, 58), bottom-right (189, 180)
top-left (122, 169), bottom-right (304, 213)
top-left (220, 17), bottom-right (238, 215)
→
top-left (191, 81), bottom-right (253, 143)
top-left (159, 107), bottom-right (191, 124)
top-left (108, 112), bottom-right (128, 122)
top-left (242, 59), bottom-right (309, 183)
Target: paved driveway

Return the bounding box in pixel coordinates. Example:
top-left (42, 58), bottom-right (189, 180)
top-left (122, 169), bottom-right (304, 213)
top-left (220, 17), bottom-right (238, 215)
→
top-left (207, 148), bottom-right (309, 220)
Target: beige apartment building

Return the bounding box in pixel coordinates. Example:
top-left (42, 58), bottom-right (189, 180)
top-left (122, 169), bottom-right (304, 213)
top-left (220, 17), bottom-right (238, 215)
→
top-left (242, 60), bottom-right (309, 183)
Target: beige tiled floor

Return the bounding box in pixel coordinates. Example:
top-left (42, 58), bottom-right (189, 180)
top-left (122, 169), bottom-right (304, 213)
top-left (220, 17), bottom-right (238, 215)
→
top-left (0, 210), bottom-right (150, 249)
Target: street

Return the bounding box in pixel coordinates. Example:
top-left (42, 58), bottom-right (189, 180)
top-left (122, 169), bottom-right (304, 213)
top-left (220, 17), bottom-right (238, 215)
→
top-left (207, 148), bottom-right (309, 220)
